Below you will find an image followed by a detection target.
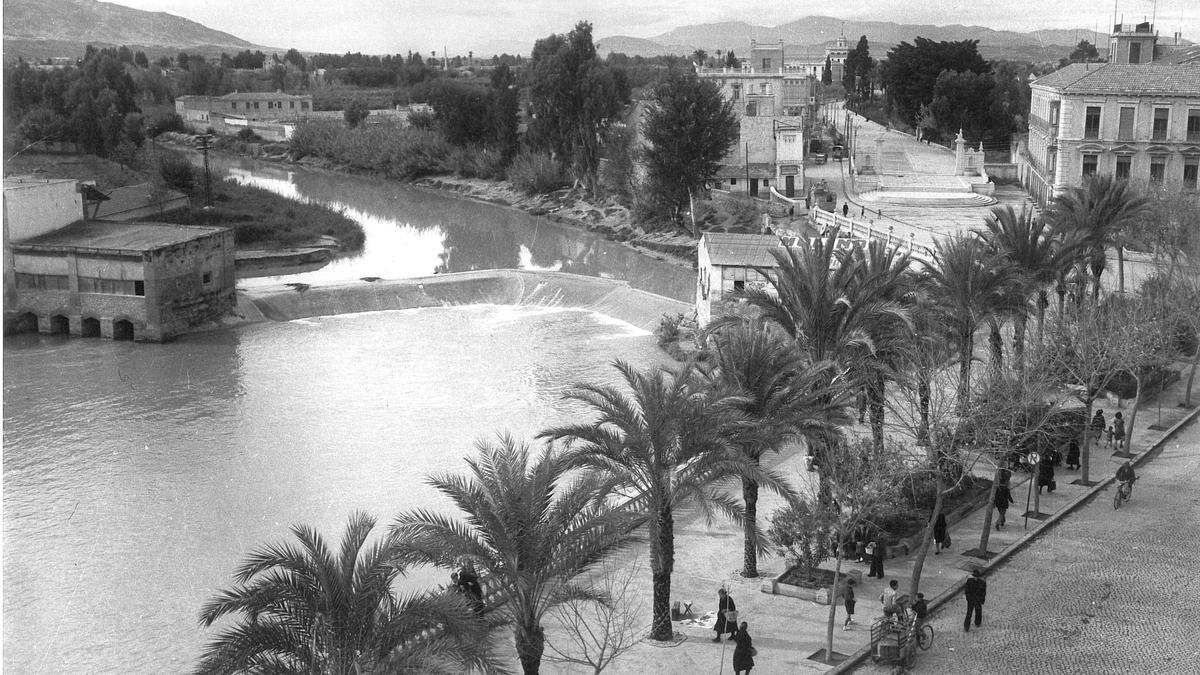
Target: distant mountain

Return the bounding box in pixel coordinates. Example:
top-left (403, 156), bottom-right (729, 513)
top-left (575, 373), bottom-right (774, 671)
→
top-left (3, 0), bottom-right (270, 60)
top-left (598, 16), bottom-right (1111, 63)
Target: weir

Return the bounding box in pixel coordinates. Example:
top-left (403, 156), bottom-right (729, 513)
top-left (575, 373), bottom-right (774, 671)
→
top-left (237, 269), bottom-right (693, 332)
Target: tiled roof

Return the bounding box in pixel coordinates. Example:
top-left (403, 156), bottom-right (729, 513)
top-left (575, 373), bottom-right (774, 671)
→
top-left (14, 220), bottom-right (225, 252)
top-left (702, 232), bottom-right (785, 267)
top-left (1033, 63), bottom-right (1200, 95)
top-left (219, 91), bottom-right (311, 101)
top-left (1157, 45), bottom-right (1200, 65)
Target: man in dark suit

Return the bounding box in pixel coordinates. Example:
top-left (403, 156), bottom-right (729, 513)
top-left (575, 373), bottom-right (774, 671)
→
top-left (964, 568), bottom-right (987, 631)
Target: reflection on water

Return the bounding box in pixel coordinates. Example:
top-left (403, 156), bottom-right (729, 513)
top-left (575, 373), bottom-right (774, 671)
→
top-left (3, 307), bottom-right (667, 673)
top-left (190, 153), bottom-right (694, 301)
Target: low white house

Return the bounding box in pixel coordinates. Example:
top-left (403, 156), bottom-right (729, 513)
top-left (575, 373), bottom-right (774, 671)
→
top-left (695, 232), bottom-right (788, 326)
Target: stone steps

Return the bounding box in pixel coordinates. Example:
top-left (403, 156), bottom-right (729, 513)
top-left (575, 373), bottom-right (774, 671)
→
top-left (857, 191), bottom-right (998, 207)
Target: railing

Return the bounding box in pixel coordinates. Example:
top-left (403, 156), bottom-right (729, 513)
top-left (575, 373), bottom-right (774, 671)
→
top-left (808, 208), bottom-right (936, 262)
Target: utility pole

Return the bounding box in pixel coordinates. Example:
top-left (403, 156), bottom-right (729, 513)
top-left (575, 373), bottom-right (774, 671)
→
top-left (197, 134), bottom-right (214, 208)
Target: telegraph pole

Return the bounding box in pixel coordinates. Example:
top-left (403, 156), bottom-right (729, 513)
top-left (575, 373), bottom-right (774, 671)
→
top-left (197, 134), bottom-right (214, 208)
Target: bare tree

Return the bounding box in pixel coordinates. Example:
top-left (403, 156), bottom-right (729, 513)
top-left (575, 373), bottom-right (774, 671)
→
top-left (543, 556), bottom-right (649, 674)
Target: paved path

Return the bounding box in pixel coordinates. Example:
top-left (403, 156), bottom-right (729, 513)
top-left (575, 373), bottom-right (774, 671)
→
top-left (854, 415), bottom-right (1200, 675)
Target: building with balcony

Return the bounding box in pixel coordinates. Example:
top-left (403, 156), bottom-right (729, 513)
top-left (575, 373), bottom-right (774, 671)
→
top-left (696, 40), bottom-right (816, 199)
top-left (1018, 22), bottom-right (1200, 204)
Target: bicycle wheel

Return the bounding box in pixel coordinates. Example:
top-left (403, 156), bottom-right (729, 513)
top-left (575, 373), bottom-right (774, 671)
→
top-left (1113, 488), bottom-right (1122, 510)
top-left (918, 624), bottom-right (934, 650)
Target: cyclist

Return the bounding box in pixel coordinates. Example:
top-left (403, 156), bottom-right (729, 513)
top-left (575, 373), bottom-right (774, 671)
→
top-left (1116, 461), bottom-right (1137, 499)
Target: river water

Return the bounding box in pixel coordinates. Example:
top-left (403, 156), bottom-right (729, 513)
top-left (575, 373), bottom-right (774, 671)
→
top-left (2, 157), bottom-right (688, 673)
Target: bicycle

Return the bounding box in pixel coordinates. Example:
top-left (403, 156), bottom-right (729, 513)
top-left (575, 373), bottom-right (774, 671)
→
top-left (1113, 478), bottom-right (1135, 509)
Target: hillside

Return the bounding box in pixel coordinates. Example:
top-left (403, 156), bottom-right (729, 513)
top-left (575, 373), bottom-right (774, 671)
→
top-left (3, 0), bottom-right (268, 59)
top-left (599, 15), bottom-right (1110, 63)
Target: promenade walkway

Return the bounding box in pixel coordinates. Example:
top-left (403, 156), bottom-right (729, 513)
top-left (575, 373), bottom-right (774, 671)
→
top-left (534, 364), bottom-right (1200, 674)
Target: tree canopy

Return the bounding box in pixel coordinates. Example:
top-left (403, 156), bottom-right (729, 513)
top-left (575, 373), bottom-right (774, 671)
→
top-left (881, 37), bottom-right (989, 124)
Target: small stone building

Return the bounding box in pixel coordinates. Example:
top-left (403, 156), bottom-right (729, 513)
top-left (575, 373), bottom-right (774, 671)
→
top-left (695, 232), bottom-right (787, 326)
top-left (6, 221), bottom-right (236, 342)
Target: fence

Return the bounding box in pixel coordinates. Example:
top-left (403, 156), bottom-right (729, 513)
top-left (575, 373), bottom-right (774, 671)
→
top-left (808, 208), bottom-right (936, 262)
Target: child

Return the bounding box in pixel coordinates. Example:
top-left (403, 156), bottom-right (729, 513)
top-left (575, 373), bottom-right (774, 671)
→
top-left (1105, 425), bottom-right (1114, 447)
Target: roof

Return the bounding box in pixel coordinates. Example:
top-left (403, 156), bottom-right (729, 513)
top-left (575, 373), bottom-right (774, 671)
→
top-left (1156, 45), bottom-right (1200, 65)
top-left (713, 163), bottom-right (776, 179)
top-left (12, 220), bottom-right (226, 254)
top-left (3, 176), bottom-right (77, 191)
top-left (219, 91), bottom-right (311, 101)
top-left (90, 183), bottom-right (188, 220)
top-left (1032, 62), bottom-right (1200, 95)
top-left (702, 232), bottom-right (785, 267)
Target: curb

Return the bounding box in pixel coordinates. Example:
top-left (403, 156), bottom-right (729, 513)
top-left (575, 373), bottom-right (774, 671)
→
top-left (826, 401), bottom-right (1200, 674)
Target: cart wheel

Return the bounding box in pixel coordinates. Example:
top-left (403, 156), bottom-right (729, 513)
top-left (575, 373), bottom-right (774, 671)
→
top-left (918, 624), bottom-right (934, 650)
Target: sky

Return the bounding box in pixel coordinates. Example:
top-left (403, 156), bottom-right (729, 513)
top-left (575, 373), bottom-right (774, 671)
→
top-left (112, 0), bottom-right (1200, 56)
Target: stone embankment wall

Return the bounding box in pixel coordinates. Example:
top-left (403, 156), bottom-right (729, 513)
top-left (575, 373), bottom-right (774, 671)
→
top-left (238, 270), bottom-right (692, 332)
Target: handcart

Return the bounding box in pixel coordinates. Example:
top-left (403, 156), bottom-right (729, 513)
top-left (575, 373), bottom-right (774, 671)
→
top-left (869, 609), bottom-right (933, 669)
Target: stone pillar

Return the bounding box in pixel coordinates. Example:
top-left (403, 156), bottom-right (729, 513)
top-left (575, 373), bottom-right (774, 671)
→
top-left (100, 318), bottom-right (115, 339)
top-left (69, 315), bottom-right (83, 336)
top-left (954, 129), bottom-right (967, 175)
top-left (875, 136), bottom-right (885, 175)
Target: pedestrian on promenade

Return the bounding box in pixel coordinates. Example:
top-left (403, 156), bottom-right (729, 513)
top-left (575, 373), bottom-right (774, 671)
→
top-left (1065, 438), bottom-right (1081, 470)
top-left (842, 202), bottom-right (849, 217)
top-left (843, 578), bottom-right (857, 629)
top-left (994, 479), bottom-right (1013, 529)
top-left (861, 204), bottom-right (866, 217)
top-left (867, 540), bottom-right (885, 578)
top-left (1092, 409), bottom-right (1106, 445)
top-left (713, 588), bottom-right (737, 642)
top-left (1037, 453), bottom-right (1056, 493)
top-left (933, 513), bottom-right (949, 554)
top-left (731, 621), bottom-right (755, 674)
top-left (1114, 412), bottom-right (1126, 451)
top-left (964, 569), bottom-right (987, 632)
top-left (881, 579), bottom-right (899, 619)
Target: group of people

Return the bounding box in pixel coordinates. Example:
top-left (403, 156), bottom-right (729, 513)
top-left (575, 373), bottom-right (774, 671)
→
top-left (712, 588), bottom-right (755, 674)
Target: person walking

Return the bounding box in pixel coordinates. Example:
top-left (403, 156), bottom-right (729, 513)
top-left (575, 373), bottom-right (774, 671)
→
top-left (842, 202), bottom-right (850, 217)
top-left (1065, 438), bottom-right (1081, 470)
top-left (1113, 412), bottom-right (1126, 452)
top-left (994, 479), bottom-right (1013, 529)
top-left (1091, 409), bottom-right (1106, 445)
top-left (933, 512), bottom-right (949, 554)
top-left (713, 588), bottom-right (737, 642)
top-left (843, 578), bottom-right (856, 629)
top-left (731, 621), bottom-right (755, 674)
top-left (964, 569), bottom-right (987, 632)
top-left (1037, 453), bottom-right (1056, 493)
top-left (867, 540), bottom-right (885, 578)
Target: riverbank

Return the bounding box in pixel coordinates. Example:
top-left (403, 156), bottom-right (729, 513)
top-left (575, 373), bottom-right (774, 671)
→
top-left (161, 133), bottom-right (699, 269)
top-left (224, 269), bottom-right (692, 333)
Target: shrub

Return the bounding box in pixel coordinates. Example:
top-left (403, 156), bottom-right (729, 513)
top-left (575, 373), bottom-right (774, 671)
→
top-left (236, 127), bottom-right (261, 142)
top-left (767, 498), bottom-right (837, 581)
top-left (160, 156), bottom-right (196, 191)
top-left (449, 145), bottom-right (507, 179)
top-left (655, 312), bottom-right (684, 347)
top-left (506, 150), bottom-right (566, 195)
top-left (406, 111), bottom-right (434, 130)
top-left (145, 112), bottom-right (184, 138)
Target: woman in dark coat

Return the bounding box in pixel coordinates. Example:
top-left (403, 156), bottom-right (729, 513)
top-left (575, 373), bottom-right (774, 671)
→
top-left (1065, 439), bottom-right (1081, 470)
top-left (732, 621), bottom-right (755, 674)
top-left (868, 539), bottom-right (885, 578)
top-left (933, 513), bottom-right (948, 554)
top-left (1037, 454), bottom-right (1056, 493)
top-left (994, 480), bottom-right (1013, 529)
top-left (713, 588), bottom-right (736, 641)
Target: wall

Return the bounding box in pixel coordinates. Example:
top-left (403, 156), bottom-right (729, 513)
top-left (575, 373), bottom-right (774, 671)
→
top-left (3, 179), bottom-right (83, 241)
top-left (145, 229), bottom-right (236, 339)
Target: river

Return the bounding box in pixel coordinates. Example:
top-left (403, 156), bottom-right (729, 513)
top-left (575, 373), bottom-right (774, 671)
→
top-left (2, 156), bottom-right (690, 673)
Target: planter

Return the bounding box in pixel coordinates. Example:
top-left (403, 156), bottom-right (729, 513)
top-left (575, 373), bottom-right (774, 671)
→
top-left (761, 565), bottom-right (862, 605)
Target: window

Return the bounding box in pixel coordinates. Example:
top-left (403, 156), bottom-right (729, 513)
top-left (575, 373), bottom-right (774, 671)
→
top-left (290, 101), bottom-right (295, 109)
top-left (1129, 42), bottom-right (1141, 64)
top-left (1184, 158), bottom-right (1198, 190)
top-left (1115, 155), bottom-right (1131, 179)
top-left (1049, 101), bottom-right (1060, 126)
top-left (1153, 108), bottom-right (1169, 140)
top-left (763, 179), bottom-right (770, 187)
top-left (1150, 155), bottom-right (1166, 183)
top-left (1082, 154), bottom-right (1098, 177)
top-left (759, 83), bottom-right (769, 95)
top-left (782, 134), bottom-right (796, 144)
top-left (14, 273), bottom-right (69, 291)
top-left (1084, 106), bottom-right (1101, 139)
top-left (730, 178), bottom-right (737, 186)
top-left (253, 101), bottom-right (260, 110)
top-left (731, 84), bottom-right (741, 100)
top-left (1118, 107), bottom-right (1135, 140)
top-left (301, 101), bottom-right (309, 110)
top-left (202, 271), bottom-right (212, 284)
top-left (78, 277), bottom-right (138, 295)
top-left (745, 102), bottom-right (757, 117)
top-left (231, 102), bottom-right (238, 110)
top-left (761, 58), bottom-right (772, 71)
top-left (1188, 111), bottom-right (1200, 141)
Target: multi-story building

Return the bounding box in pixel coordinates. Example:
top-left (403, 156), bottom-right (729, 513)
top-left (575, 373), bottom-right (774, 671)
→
top-left (176, 90), bottom-right (314, 126)
top-left (1019, 22), bottom-right (1200, 204)
top-left (696, 40), bottom-right (815, 199)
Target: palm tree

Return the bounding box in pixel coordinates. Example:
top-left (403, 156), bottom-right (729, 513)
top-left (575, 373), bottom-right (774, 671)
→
top-left (1050, 175), bottom-right (1151, 302)
top-left (196, 512), bottom-right (499, 675)
top-left (701, 319), bottom-right (850, 578)
top-left (540, 360), bottom-right (795, 642)
top-left (730, 235), bottom-right (911, 447)
top-left (390, 435), bottom-right (640, 675)
top-left (921, 235), bottom-right (1021, 414)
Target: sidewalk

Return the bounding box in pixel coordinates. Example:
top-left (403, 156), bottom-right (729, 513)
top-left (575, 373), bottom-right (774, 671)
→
top-left (555, 363), bottom-right (1199, 675)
